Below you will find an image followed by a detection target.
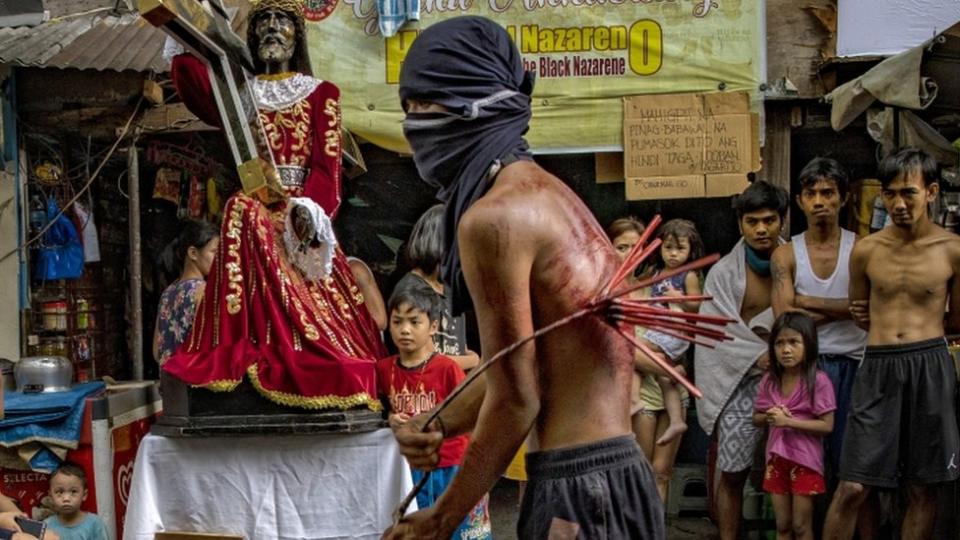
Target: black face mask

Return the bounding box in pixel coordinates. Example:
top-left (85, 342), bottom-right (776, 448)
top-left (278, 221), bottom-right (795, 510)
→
top-left (399, 17), bottom-right (535, 316)
top-left (402, 91), bottom-right (530, 190)
top-left (402, 111), bottom-right (467, 190)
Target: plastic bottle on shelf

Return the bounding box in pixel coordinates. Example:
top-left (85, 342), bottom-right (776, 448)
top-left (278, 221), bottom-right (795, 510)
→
top-left (76, 298), bottom-right (88, 329)
top-left (41, 301), bottom-right (68, 331)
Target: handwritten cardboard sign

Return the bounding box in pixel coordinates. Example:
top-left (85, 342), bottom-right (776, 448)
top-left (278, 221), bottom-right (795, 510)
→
top-left (622, 91), bottom-right (757, 200)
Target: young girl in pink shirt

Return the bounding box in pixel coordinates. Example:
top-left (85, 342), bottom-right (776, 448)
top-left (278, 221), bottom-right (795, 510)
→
top-left (754, 312), bottom-right (836, 540)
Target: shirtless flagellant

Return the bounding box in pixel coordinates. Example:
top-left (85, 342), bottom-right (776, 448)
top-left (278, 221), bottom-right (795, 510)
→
top-left (385, 17), bottom-right (673, 539)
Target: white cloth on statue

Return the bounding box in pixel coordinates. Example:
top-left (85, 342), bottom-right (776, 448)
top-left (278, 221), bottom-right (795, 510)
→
top-left (283, 197), bottom-right (337, 281)
top-left (122, 429), bottom-right (416, 540)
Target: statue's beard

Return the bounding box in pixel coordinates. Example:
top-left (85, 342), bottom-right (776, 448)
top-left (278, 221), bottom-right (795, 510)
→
top-left (258, 41), bottom-right (294, 66)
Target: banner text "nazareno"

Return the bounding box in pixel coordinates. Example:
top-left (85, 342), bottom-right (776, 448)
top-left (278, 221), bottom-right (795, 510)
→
top-left (385, 20), bottom-right (662, 83)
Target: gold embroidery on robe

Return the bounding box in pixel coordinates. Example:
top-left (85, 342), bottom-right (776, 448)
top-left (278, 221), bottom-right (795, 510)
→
top-left (212, 225), bottom-right (223, 347)
top-left (292, 327), bottom-right (303, 351)
top-left (351, 281), bottom-right (364, 305)
top-left (224, 198), bottom-right (248, 316)
top-left (323, 275), bottom-right (354, 321)
top-left (278, 267), bottom-right (290, 309)
top-left (297, 277), bottom-right (351, 355)
top-left (291, 296), bottom-right (321, 341)
top-left (260, 100), bottom-right (312, 168)
top-left (323, 98), bottom-right (340, 157)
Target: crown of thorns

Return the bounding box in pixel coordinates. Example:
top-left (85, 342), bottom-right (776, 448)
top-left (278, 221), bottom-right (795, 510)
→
top-left (251, 0), bottom-right (304, 18)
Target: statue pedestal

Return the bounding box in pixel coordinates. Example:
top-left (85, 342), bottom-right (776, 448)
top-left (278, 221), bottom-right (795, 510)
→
top-left (153, 372), bottom-right (386, 437)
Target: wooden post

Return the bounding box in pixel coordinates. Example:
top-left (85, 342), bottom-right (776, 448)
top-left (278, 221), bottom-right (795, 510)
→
top-left (760, 102), bottom-right (793, 236)
top-left (128, 142), bottom-right (143, 381)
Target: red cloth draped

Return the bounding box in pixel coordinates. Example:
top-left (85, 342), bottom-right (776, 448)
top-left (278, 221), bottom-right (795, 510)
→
top-left (163, 55), bottom-right (385, 410)
top-left (164, 194), bottom-right (385, 409)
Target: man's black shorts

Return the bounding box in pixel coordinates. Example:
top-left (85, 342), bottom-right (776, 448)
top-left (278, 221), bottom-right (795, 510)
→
top-left (839, 337), bottom-right (960, 487)
top-left (518, 435), bottom-right (664, 539)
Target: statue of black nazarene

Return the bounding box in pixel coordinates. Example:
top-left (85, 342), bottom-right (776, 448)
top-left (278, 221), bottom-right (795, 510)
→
top-left (146, 0), bottom-right (386, 431)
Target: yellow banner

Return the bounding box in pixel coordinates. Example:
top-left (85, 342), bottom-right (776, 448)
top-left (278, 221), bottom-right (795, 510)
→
top-left (305, 0), bottom-right (763, 153)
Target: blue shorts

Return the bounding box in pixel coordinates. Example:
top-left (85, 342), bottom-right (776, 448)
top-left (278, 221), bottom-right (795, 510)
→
top-left (819, 353), bottom-right (860, 482)
top-left (411, 465), bottom-right (492, 539)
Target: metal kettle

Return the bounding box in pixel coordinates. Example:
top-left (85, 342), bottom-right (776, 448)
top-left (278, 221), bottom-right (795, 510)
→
top-left (15, 356), bottom-right (73, 393)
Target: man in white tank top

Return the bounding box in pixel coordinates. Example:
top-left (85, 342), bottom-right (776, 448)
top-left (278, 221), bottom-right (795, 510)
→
top-left (771, 157), bottom-right (872, 533)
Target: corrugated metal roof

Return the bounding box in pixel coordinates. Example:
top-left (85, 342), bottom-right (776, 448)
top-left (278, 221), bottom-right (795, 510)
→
top-left (0, 11), bottom-right (170, 73)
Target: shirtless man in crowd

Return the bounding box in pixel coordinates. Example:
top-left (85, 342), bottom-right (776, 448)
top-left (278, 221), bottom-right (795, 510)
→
top-left (823, 148), bottom-right (960, 539)
top-left (384, 17), bottom-right (665, 539)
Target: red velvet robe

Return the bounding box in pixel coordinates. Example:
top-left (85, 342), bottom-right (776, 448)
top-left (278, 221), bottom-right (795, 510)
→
top-left (163, 55), bottom-right (385, 410)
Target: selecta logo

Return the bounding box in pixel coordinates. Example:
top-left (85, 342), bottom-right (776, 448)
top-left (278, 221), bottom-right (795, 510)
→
top-left (304, 0), bottom-right (339, 21)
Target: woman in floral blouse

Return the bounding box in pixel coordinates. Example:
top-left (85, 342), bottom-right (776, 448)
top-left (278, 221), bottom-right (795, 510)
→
top-left (153, 220), bottom-right (219, 365)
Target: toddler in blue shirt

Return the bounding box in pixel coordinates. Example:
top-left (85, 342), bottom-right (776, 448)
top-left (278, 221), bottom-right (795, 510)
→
top-left (44, 463), bottom-right (106, 540)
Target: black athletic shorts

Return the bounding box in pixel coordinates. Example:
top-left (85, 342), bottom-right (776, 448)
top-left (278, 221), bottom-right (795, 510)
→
top-left (517, 435), bottom-right (664, 539)
top-left (839, 337), bottom-right (960, 487)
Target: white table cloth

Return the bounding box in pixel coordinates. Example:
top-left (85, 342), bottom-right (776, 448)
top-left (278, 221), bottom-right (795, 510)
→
top-left (123, 429), bottom-right (415, 540)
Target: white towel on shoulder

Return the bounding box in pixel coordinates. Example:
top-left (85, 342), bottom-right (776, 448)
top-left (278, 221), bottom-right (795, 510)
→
top-left (694, 239), bottom-right (776, 436)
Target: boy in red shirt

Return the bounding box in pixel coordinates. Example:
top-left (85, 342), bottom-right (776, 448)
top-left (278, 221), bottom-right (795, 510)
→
top-left (377, 283), bottom-right (491, 539)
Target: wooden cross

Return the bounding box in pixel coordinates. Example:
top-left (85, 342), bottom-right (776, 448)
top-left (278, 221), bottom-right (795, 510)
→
top-left (139, 0), bottom-right (281, 202)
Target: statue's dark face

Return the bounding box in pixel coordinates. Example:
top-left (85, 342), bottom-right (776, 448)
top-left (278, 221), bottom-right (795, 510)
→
top-left (254, 9), bottom-right (297, 71)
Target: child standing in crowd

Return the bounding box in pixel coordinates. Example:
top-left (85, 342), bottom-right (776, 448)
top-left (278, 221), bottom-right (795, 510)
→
top-left (152, 219), bottom-right (219, 365)
top-left (44, 463), bottom-right (107, 540)
top-left (754, 313), bottom-right (835, 540)
top-left (646, 219), bottom-right (704, 446)
top-left (394, 204), bottom-right (480, 371)
top-left (377, 284), bottom-right (492, 540)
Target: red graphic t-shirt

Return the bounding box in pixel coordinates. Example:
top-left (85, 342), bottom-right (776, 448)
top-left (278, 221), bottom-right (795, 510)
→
top-left (376, 353), bottom-right (469, 468)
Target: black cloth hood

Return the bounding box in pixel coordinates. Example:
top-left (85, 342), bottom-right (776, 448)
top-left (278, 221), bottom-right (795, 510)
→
top-left (399, 16), bottom-right (535, 316)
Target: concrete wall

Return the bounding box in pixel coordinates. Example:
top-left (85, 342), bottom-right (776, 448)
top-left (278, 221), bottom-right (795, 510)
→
top-left (0, 165), bottom-right (22, 362)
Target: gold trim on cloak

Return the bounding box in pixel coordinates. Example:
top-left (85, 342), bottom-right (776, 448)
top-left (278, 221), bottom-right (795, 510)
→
top-left (189, 365), bottom-right (381, 411)
top-left (247, 365), bottom-right (381, 411)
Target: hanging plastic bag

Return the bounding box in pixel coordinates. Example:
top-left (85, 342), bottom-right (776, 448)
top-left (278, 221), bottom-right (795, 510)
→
top-left (36, 198), bottom-right (84, 280)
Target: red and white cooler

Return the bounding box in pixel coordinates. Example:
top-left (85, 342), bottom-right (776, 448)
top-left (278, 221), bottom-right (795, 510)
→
top-left (0, 382), bottom-right (161, 540)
